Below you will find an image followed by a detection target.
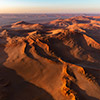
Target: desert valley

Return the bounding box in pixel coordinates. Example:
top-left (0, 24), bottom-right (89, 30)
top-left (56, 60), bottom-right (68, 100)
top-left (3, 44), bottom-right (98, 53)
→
top-left (0, 15), bottom-right (100, 100)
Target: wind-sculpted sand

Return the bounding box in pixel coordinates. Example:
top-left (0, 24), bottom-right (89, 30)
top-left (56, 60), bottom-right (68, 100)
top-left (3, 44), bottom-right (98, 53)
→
top-left (0, 16), bottom-right (100, 100)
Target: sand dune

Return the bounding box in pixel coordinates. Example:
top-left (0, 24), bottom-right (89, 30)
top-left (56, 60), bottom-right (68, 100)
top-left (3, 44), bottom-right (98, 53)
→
top-left (0, 16), bottom-right (100, 100)
top-left (11, 21), bottom-right (44, 30)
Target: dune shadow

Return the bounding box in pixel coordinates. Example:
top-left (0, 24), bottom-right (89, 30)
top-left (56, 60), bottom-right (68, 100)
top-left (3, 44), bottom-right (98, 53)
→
top-left (0, 65), bottom-right (54, 100)
top-left (33, 43), bottom-right (60, 63)
top-left (81, 28), bottom-right (100, 43)
top-left (42, 31), bottom-right (100, 67)
top-left (71, 82), bottom-right (99, 100)
top-left (46, 38), bottom-right (81, 64)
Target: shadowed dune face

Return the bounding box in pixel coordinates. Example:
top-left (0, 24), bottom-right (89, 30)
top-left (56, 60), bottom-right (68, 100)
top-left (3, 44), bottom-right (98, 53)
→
top-left (0, 66), bottom-right (54, 100)
top-left (0, 16), bottom-right (100, 100)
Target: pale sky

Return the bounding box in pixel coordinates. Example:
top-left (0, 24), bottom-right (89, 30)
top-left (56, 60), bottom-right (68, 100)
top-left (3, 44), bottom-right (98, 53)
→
top-left (0, 0), bottom-right (100, 13)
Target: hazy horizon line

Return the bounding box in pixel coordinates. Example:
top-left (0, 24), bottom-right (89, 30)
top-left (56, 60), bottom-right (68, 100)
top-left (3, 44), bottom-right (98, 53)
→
top-left (0, 13), bottom-right (100, 15)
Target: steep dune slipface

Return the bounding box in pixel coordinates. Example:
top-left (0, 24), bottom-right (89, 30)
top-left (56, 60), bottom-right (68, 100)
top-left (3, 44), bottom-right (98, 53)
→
top-left (0, 16), bottom-right (100, 100)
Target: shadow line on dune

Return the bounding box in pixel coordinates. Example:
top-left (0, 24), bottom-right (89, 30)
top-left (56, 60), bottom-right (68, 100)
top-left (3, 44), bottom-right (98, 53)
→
top-left (71, 81), bottom-right (99, 100)
top-left (0, 65), bottom-right (54, 100)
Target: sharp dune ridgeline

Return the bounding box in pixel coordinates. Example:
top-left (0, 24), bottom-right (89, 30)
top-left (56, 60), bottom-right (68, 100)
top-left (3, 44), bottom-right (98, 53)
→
top-left (0, 16), bottom-right (100, 100)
